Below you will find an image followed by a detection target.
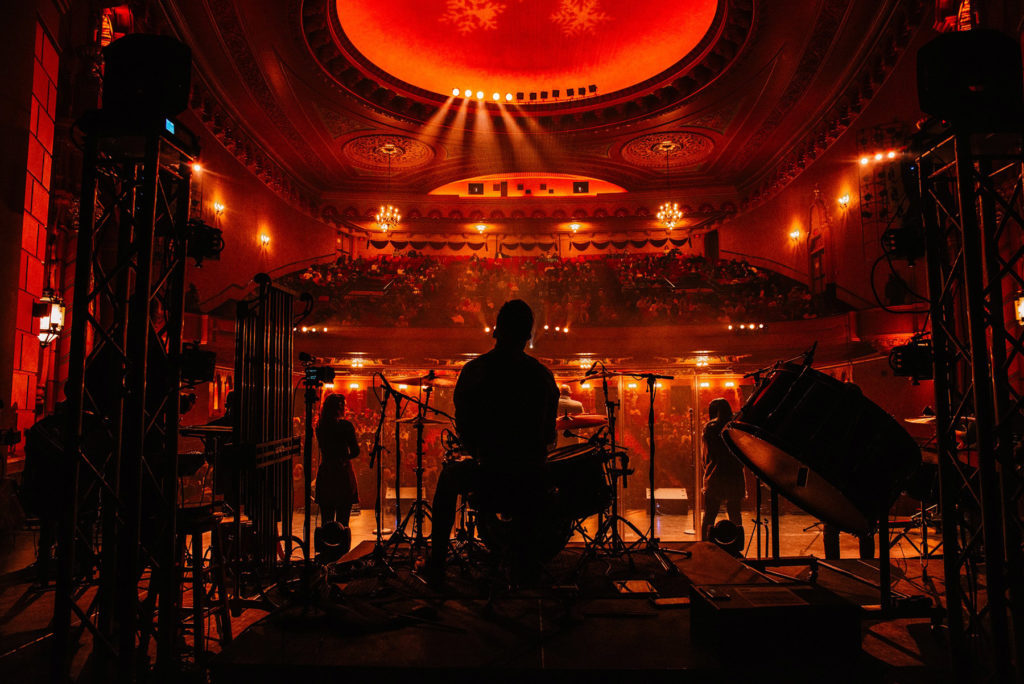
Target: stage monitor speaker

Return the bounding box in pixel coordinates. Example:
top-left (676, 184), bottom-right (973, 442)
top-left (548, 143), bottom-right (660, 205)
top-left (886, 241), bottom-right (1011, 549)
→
top-left (102, 34), bottom-right (192, 118)
top-left (917, 29), bottom-right (1023, 131)
top-left (690, 583), bottom-right (860, 666)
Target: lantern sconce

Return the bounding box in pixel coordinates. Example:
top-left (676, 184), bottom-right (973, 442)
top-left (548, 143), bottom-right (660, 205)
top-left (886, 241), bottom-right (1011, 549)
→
top-left (34, 289), bottom-right (66, 347)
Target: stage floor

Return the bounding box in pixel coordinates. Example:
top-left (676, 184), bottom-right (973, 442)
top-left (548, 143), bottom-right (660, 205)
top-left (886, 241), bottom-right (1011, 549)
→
top-left (211, 538), bottom-right (951, 683)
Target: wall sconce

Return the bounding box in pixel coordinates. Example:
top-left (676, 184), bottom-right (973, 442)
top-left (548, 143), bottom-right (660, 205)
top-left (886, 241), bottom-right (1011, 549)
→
top-left (259, 233), bottom-right (270, 247)
top-left (213, 202), bottom-right (225, 217)
top-left (569, 223), bottom-right (581, 233)
top-left (789, 228), bottom-right (802, 241)
top-left (33, 289), bottom-right (66, 347)
top-left (475, 223), bottom-right (486, 234)
top-left (838, 194), bottom-right (850, 209)
top-left (1015, 292), bottom-right (1024, 325)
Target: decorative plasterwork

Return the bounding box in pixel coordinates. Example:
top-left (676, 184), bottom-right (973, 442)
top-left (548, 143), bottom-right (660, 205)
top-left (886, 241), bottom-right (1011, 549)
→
top-left (620, 132), bottom-right (716, 168)
top-left (298, 0), bottom-right (756, 132)
top-left (342, 135), bottom-right (436, 170)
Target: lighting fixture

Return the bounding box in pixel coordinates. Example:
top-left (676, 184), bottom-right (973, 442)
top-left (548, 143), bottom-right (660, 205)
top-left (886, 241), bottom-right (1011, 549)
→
top-left (656, 140), bottom-right (682, 231)
top-left (475, 223), bottom-right (486, 233)
top-left (191, 162), bottom-right (202, 174)
top-left (838, 194), bottom-right (850, 209)
top-left (259, 233), bottom-right (270, 247)
top-left (213, 202), bottom-right (225, 216)
top-left (452, 88), bottom-right (460, 96)
top-left (1015, 292), bottom-right (1024, 325)
top-left (570, 223), bottom-right (581, 233)
top-left (476, 91), bottom-right (484, 99)
top-left (505, 93), bottom-right (513, 101)
top-left (377, 143), bottom-right (401, 233)
top-left (34, 289), bottom-right (65, 347)
top-left (789, 228), bottom-right (801, 240)
top-left (859, 156), bottom-right (870, 165)
top-left (874, 152), bottom-right (883, 161)
top-left (492, 92), bottom-right (500, 101)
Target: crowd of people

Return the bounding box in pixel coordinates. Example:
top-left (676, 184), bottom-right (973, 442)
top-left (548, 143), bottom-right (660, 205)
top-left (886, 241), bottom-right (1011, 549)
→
top-left (277, 252), bottom-right (837, 329)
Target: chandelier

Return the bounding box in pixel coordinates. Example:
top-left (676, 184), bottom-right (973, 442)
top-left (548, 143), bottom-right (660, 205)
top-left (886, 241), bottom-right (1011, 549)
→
top-left (657, 202), bottom-right (682, 230)
top-left (377, 143), bottom-right (401, 232)
top-left (656, 139), bottom-right (682, 231)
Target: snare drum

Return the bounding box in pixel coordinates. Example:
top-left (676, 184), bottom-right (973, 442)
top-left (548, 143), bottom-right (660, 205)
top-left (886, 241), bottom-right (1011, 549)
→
top-left (722, 363), bottom-right (921, 535)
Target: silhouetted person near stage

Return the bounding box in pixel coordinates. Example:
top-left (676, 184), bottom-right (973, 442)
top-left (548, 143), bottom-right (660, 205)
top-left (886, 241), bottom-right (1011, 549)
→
top-left (315, 393), bottom-right (360, 526)
top-left (423, 299), bottom-right (559, 587)
top-left (701, 398), bottom-right (746, 541)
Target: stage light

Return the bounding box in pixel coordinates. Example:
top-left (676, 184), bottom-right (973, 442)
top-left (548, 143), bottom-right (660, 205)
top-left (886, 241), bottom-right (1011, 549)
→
top-left (323, 383), bottom-right (335, 390)
top-left (838, 194), bottom-right (850, 209)
top-left (874, 152), bottom-right (884, 161)
top-left (476, 90), bottom-right (484, 99)
top-left (544, 324), bottom-right (549, 330)
top-left (887, 150), bottom-right (897, 159)
top-left (475, 223), bottom-right (486, 233)
top-left (555, 326), bottom-right (561, 332)
top-left (581, 382), bottom-right (589, 389)
top-left (628, 383), bottom-right (637, 389)
top-left (464, 88), bottom-right (473, 97)
top-left (453, 87), bottom-right (461, 96)
top-left (728, 324), bottom-right (733, 330)
top-left (725, 381), bottom-right (736, 388)
top-left (492, 92), bottom-right (500, 101)
top-left (301, 326), bottom-right (308, 333)
top-left (570, 223), bottom-right (581, 233)
top-left (859, 156), bottom-right (870, 165)
top-left (563, 327), bottom-right (569, 334)
top-left (349, 382), bottom-right (360, 390)
top-left (484, 326), bottom-right (491, 333)
top-left (398, 384), bottom-right (408, 390)
top-left (699, 381), bottom-right (710, 388)
top-left (505, 93), bottom-right (513, 101)
top-left (191, 162), bottom-right (202, 174)
top-left (758, 323), bottom-right (765, 329)
top-left (323, 327), bottom-right (328, 333)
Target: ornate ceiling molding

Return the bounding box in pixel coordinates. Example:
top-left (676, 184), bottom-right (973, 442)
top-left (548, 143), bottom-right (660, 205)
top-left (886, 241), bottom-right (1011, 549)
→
top-left (739, 0), bottom-right (927, 212)
top-left (619, 132), bottom-right (717, 168)
top-left (299, 0), bottom-right (756, 132)
top-left (341, 135), bottom-right (436, 171)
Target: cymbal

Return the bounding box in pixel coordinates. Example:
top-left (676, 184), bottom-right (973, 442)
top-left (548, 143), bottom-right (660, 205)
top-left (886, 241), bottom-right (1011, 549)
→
top-left (555, 413), bottom-right (608, 429)
top-left (905, 416), bottom-right (936, 425)
top-left (396, 415), bottom-right (448, 425)
top-left (391, 372), bottom-right (456, 387)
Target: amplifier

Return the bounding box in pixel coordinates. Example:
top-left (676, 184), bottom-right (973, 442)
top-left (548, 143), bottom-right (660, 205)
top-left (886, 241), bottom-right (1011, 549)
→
top-left (690, 582), bottom-right (860, 665)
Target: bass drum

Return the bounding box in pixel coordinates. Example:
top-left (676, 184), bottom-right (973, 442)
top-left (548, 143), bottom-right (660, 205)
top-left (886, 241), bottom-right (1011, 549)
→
top-left (722, 363), bottom-right (921, 536)
top-left (477, 443), bottom-right (611, 561)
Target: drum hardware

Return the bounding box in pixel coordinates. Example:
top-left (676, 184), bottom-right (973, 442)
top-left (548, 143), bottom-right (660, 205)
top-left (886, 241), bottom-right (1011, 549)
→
top-left (572, 363), bottom-right (652, 572)
top-left (357, 373), bottom-right (398, 578)
top-left (392, 369), bottom-right (457, 388)
top-left (386, 375), bottom-right (454, 560)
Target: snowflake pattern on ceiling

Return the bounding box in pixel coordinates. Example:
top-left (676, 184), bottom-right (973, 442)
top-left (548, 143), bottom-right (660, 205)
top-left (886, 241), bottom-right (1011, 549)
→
top-left (550, 0), bottom-right (611, 36)
top-left (440, 0), bottom-right (507, 34)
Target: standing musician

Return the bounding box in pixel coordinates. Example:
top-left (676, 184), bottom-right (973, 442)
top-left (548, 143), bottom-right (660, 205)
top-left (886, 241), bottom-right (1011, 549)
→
top-left (701, 398), bottom-right (746, 541)
top-left (423, 299), bottom-right (559, 587)
top-left (315, 393), bottom-right (360, 527)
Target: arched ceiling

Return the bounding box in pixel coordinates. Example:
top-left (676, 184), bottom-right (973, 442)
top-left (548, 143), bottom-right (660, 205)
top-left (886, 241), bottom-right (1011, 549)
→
top-left (334, 0), bottom-right (720, 98)
top-left (159, 0), bottom-right (927, 231)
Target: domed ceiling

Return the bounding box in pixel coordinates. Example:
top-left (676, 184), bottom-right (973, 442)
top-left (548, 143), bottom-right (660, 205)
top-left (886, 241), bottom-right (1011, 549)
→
top-left (159, 0), bottom-right (927, 231)
top-left (335, 0), bottom-right (719, 98)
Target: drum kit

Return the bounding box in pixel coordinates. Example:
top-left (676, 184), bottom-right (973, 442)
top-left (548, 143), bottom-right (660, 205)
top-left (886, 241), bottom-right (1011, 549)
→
top-left (353, 363), bottom-right (687, 577)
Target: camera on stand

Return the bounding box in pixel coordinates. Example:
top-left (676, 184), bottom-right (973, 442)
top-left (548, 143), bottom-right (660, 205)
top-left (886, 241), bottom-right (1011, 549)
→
top-left (299, 352), bottom-right (335, 387)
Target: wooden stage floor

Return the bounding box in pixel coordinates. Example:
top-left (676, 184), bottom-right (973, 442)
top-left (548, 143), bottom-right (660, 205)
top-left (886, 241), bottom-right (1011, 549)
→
top-left (212, 539), bottom-right (953, 683)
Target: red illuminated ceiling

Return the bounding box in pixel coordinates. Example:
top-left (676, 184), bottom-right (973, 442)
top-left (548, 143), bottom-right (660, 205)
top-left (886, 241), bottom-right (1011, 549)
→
top-left (335, 0), bottom-right (719, 97)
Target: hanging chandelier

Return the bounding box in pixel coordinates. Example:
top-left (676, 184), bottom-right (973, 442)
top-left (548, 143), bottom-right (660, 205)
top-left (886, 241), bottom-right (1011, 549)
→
top-left (656, 140), bottom-right (682, 231)
top-left (376, 143), bottom-right (401, 233)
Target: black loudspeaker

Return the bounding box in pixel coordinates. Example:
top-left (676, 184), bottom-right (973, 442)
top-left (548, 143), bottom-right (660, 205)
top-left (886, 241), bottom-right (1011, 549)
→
top-left (102, 34), bottom-right (192, 118)
top-left (917, 29), bottom-right (1023, 131)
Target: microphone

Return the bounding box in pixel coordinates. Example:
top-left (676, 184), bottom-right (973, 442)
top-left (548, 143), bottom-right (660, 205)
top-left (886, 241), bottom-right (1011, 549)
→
top-left (585, 361), bottom-right (599, 376)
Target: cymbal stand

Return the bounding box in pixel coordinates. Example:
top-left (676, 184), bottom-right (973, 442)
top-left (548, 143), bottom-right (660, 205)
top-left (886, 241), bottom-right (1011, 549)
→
top-left (578, 363), bottom-right (648, 570)
top-left (636, 372), bottom-right (683, 571)
top-left (389, 386), bottom-right (435, 560)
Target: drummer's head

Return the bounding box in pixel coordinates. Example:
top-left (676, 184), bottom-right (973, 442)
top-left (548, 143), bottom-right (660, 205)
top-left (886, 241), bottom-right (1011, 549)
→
top-left (493, 299), bottom-right (534, 347)
top-left (559, 384), bottom-right (572, 397)
top-left (709, 397), bottom-right (733, 421)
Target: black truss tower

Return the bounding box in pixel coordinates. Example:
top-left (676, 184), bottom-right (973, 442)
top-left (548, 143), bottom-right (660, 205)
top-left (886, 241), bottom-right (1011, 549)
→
top-left (919, 130), bottom-right (1024, 681)
top-left (52, 111), bottom-right (198, 682)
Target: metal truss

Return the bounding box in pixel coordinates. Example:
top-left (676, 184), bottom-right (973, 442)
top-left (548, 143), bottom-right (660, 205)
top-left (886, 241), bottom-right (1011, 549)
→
top-left (52, 112), bottom-right (197, 682)
top-left (919, 130), bottom-right (1024, 681)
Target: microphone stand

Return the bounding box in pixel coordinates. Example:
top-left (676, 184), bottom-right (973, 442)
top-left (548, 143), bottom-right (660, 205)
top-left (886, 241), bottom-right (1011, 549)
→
top-left (634, 371), bottom-right (684, 572)
top-left (363, 376), bottom-right (395, 577)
